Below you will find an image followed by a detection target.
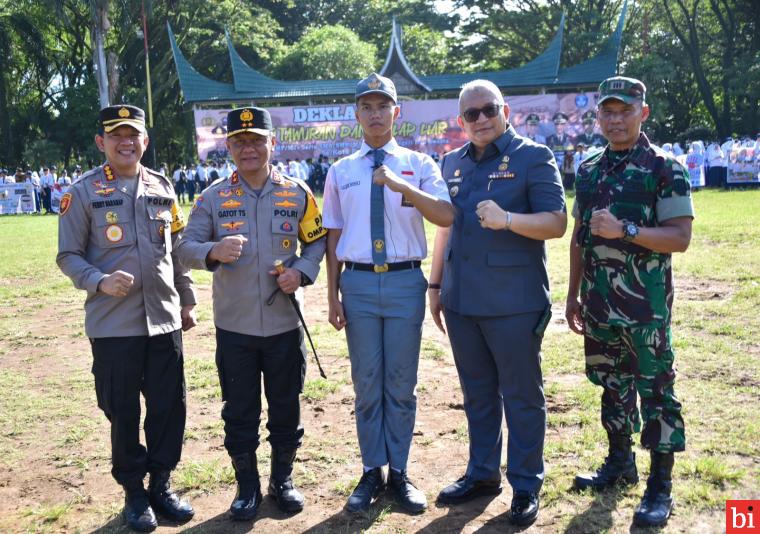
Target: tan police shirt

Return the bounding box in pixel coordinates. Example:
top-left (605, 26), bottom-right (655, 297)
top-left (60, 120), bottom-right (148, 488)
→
top-left (57, 164), bottom-right (196, 338)
top-left (175, 169), bottom-right (326, 337)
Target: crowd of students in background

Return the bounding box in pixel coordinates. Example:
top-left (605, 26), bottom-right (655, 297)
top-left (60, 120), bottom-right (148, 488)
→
top-left (4, 132), bottom-right (759, 215)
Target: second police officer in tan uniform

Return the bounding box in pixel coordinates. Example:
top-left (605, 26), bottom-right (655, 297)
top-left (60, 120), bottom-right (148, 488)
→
top-left (176, 107), bottom-right (327, 521)
top-left (57, 105), bottom-right (196, 533)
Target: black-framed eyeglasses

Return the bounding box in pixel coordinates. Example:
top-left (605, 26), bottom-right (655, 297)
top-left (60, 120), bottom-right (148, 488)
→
top-left (462, 104), bottom-right (503, 123)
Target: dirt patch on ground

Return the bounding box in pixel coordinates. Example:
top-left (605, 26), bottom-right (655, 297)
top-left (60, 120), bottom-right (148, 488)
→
top-left (675, 276), bottom-right (735, 302)
top-left (0, 280), bottom-right (733, 533)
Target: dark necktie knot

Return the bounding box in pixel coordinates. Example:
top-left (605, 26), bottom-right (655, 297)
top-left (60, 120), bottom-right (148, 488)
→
top-left (370, 149), bottom-right (385, 169)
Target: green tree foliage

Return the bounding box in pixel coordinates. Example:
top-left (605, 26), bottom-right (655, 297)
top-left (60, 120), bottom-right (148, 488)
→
top-left (387, 24), bottom-right (450, 76)
top-left (0, 0), bottom-right (758, 169)
top-left (274, 25), bottom-right (377, 80)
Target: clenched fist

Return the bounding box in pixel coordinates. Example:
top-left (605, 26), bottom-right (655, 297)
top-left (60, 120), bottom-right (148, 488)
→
top-left (99, 270), bottom-right (135, 297)
top-left (209, 234), bottom-right (248, 263)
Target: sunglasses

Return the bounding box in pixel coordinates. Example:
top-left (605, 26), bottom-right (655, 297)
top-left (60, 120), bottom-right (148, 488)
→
top-left (462, 104), bottom-right (503, 123)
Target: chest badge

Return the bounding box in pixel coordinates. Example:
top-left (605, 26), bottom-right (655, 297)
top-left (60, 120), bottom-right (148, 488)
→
top-left (105, 224), bottom-right (123, 243)
top-left (280, 238), bottom-right (292, 251)
top-left (275, 199), bottom-right (298, 208)
top-left (454, 169), bottom-right (461, 177)
top-left (105, 211), bottom-right (119, 224)
top-left (502, 155), bottom-right (510, 163)
top-left (274, 190), bottom-right (298, 198)
top-left (280, 221), bottom-right (293, 232)
top-left (221, 199), bottom-right (242, 209)
top-left (94, 187), bottom-right (116, 197)
top-left (498, 163), bottom-right (509, 171)
top-left (221, 221), bottom-right (245, 231)
top-left (449, 185), bottom-right (459, 197)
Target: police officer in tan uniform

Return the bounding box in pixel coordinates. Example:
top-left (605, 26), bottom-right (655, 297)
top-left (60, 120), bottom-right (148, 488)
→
top-left (57, 105), bottom-right (197, 533)
top-left (176, 107), bottom-right (326, 521)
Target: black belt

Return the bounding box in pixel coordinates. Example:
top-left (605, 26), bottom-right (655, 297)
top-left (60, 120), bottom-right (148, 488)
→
top-left (345, 260), bottom-right (421, 273)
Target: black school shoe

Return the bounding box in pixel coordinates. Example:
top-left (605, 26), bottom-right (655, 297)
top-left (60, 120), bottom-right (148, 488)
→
top-left (508, 491), bottom-right (540, 526)
top-left (346, 467), bottom-right (386, 514)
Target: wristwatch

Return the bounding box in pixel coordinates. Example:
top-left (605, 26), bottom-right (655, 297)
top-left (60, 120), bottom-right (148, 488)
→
top-left (621, 220), bottom-right (639, 243)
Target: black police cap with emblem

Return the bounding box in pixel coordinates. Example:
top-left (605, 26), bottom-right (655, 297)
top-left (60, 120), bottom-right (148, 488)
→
top-left (582, 110), bottom-right (597, 124)
top-left (526, 113), bottom-right (540, 125)
top-left (226, 107), bottom-right (273, 138)
top-left (553, 112), bottom-right (569, 124)
top-left (598, 76), bottom-right (646, 105)
top-left (355, 73), bottom-right (397, 104)
top-left (100, 105), bottom-right (146, 134)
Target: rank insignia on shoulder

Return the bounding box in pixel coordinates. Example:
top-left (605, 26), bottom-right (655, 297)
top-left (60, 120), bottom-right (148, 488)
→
top-left (105, 224), bottom-right (123, 243)
top-left (374, 239), bottom-right (385, 252)
top-left (281, 237), bottom-right (292, 250)
top-left (103, 164), bottom-right (116, 181)
top-left (450, 185), bottom-right (459, 197)
top-left (105, 211), bottom-right (118, 223)
top-left (59, 193), bottom-right (72, 216)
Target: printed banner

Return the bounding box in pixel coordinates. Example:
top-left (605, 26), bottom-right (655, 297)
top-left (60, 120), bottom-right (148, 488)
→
top-left (193, 92), bottom-right (603, 163)
top-left (51, 185), bottom-right (70, 214)
top-left (726, 144), bottom-right (760, 184)
top-left (0, 183), bottom-right (35, 215)
top-left (684, 152), bottom-right (706, 188)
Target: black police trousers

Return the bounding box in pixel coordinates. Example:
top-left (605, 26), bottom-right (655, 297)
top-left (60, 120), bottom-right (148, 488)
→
top-left (215, 327), bottom-right (306, 455)
top-left (90, 330), bottom-right (186, 487)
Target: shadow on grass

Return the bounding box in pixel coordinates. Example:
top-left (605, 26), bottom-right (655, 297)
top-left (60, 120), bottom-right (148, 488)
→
top-left (417, 493), bottom-right (501, 533)
top-left (302, 495), bottom-right (401, 533)
top-left (563, 486), bottom-right (631, 534)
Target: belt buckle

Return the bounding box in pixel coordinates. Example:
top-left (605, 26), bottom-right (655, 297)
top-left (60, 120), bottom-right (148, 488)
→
top-left (373, 263), bottom-right (389, 273)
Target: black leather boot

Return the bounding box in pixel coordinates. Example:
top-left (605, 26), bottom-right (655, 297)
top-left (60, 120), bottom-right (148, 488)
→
top-left (229, 452), bottom-right (263, 521)
top-left (633, 451), bottom-right (675, 527)
top-left (268, 447), bottom-right (305, 513)
top-left (123, 480), bottom-right (157, 532)
top-left (574, 433), bottom-right (639, 490)
top-left (148, 470), bottom-right (194, 522)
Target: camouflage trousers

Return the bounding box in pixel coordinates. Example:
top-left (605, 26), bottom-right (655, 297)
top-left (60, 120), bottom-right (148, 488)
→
top-left (583, 318), bottom-right (686, 453)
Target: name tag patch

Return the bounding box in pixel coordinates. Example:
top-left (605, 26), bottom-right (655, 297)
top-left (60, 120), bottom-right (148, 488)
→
top-left (92, 199), bottom-right (124, 209)
top-left (340, 181), bottom-right (360, 190)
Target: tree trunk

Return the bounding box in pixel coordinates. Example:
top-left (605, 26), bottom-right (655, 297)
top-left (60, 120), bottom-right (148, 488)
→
top-left (92, 0), bottom-right (110, 109)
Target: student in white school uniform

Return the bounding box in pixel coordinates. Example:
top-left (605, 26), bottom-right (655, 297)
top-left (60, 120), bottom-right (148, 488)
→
top-left (322, 73), bottom-right (454, 515)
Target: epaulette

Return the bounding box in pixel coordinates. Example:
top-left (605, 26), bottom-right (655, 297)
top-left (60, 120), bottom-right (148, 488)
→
top-left (273, 169), bottom-right (312, 195)
top-left (144, 167), bottom-right (172, 186)
top-left (207, 174), bottom-right (227, 189)
top-left (74, 166), bottom-right (101, 186)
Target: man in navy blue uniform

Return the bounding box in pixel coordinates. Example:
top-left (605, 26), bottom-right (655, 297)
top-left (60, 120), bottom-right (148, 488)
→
top-left (429, 80), bottom-right (566, 526)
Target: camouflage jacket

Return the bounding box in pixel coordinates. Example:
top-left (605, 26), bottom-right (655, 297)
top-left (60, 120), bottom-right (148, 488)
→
top-left (573, 133), bottom-right (694, 327)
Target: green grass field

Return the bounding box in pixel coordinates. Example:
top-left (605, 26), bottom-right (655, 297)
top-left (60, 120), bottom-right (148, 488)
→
top-left (0, 188), bottom-right (758, 533)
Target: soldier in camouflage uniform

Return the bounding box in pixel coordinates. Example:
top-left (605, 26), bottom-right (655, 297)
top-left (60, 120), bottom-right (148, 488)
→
top-left (565, 77), bottom-right (694, 528)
